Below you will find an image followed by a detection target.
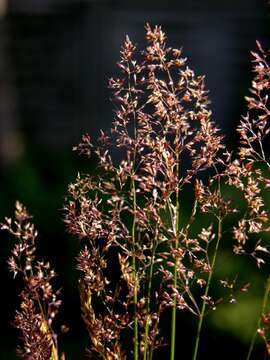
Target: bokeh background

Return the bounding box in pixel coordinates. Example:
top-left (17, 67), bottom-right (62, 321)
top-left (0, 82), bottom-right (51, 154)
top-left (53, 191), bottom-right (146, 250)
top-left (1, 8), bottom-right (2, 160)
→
top-left (0, 0), bottom-right (270, 358)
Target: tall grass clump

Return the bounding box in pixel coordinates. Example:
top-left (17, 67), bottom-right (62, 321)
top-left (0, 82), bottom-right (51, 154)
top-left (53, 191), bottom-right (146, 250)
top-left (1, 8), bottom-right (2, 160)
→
top-left (2, 24), bottom-right (270, 360)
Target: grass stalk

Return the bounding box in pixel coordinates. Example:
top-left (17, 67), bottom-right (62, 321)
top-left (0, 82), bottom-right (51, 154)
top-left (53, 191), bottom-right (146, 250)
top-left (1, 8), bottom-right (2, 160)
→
top-left (192, 215), bottom-right (222, 360)
top-left (143, 230), bottom-right (157, 360)
top-left (143, 257), bottom-right (154, 360)
top-left (132, 177), bottom-right (139, 360)
top-left (170, 159), bottom-right (180, 360)
top-left (246, 275), bottom-right (270, 360)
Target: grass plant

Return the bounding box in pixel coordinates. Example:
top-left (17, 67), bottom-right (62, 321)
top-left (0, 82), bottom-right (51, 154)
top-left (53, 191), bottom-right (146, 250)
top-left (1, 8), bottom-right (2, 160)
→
top-left (2, 24), bottom-right (270, 360)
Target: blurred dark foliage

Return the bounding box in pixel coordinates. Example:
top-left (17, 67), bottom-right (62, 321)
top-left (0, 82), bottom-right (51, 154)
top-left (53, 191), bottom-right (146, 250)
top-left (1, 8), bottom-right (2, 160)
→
top-left (0, 0), bottom-right (269, 358)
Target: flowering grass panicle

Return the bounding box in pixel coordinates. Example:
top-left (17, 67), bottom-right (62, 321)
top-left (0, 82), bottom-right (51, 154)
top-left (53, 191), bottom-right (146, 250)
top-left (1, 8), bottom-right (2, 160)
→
top-left (65, 24), bottom-right (270, 360)
top-left (3, 23), bottom-right (270, 360)
top-left (2, 201), bottom-right (64, 360)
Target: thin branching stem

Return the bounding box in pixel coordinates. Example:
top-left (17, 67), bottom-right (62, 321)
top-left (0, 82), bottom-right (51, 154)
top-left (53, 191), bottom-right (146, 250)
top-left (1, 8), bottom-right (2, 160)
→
top-left (246, 275), bottom-right (270, 360)
top-left (127, 55), bottom-right (140, 360)
top-left (132, 175), bottom-right (139, 360)
top-left (192, 215), bottom-right (223, 360)
top-left (143, 226), bottom-right (158, 360)
top-left (170, 152), bottom-right (180, 360)
top-left (143, 256), bottom-right (154, 360)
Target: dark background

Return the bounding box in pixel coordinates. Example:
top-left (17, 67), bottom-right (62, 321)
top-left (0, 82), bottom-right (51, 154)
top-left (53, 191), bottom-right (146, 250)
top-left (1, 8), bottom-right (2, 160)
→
top-left (0, 0), bottom-right (270, 358)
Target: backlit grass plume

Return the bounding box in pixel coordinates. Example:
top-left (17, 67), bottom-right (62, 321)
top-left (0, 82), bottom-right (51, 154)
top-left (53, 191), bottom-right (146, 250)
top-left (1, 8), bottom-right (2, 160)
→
top-left (65, 24), bottom-right (270, 359)
top-left (3, 23), bottom-right (270, 360)
top-left (2, 201), bottom-right (64, 360)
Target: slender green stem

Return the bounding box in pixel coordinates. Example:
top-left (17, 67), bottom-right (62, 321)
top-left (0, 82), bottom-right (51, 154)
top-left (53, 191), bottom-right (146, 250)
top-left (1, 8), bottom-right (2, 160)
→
top-left (143, 259), bottom-right (154, 360)
top-left (192, 216), bottom-right (222, 360)
top-left (132, 177), bottom-right (139, 360)
top-left (170, 160), bottom-right (180, 360)
top-left (143, 316), bottom-right (150, 360)
top-left (170, 293), bottom-right (177, 360)
top-left (246, 275), bottom-right (270, 360)
top-left (128, 56), bottom-right (139, 360)
top-left (160, 53), bottom-right (182, 360)
top-left (143, 234), bottom-right (157, 360)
